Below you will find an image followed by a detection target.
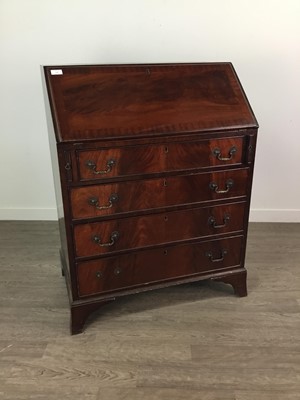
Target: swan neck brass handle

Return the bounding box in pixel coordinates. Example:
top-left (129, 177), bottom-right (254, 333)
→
top-left (88, 193), bottom-right (119, 210)
top-left (86, 159), bottom-right (116, 175)
top-left (206, 249), bottom-right (228, 263)
top-left (93, 231), bottom-right (120, 247)
top-left (208, 214), bottom-right (230, 229)
top-left (209, 179), bottom-right (234, 194)
top-left (213, 146), bottom-right (237, 161)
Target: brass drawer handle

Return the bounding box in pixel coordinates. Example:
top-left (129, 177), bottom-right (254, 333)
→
top-left (206, 249), bottom-right (228, 262)
top-left (208, 214), bottom-right (230, 229)
top-left (88, 193), bottom-right (119, 210)
top-left (86, 159), bottom-right (116, 175)
top-left (93, 231), bottom-right (120, 247)
top-left (209, 179), bottom-right (234, 194)
top-left (213, 146), bottom-right (237, 161)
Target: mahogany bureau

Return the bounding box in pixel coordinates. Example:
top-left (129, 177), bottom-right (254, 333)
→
top-left (42, 63), bottom-right (258, 334)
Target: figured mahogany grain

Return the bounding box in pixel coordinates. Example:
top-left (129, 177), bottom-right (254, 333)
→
top-left (73, 202), bottom-right (245, 257)
top-left (44, 63), bottom-right (258, 142)
top-left (77, 136), bottom-right (244, 181)
top-left (42, 62), bottom-right (258, 335)
top-left (71, 168), bottom-right (249, 220)
top-left (77, 236), bottom-right (243, 297)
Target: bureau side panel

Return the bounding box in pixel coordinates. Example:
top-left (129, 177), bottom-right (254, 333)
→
top-left (41, 66), bottom-right (76, 302)
top-left (240, 130), bottom-right (258, 267)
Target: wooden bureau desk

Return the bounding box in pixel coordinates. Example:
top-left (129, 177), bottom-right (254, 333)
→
top-left (42, 63), bottom-right (258, 334)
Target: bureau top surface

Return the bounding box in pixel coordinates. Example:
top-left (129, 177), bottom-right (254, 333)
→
top-left (43, 63), bottom-right (258, 142)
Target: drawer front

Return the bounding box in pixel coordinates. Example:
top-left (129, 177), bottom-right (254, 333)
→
top-left (77, 137), bottom-right (244, 181)
top-left (74, 203), bottom-right (246, 257)
top-left (77, 236), bottom-right (243, 297)
top-left (71, 168), bottom-right (249, 220)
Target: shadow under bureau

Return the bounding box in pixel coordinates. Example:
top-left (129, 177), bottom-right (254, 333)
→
top-left (42, 63), bottom-right (258, 334)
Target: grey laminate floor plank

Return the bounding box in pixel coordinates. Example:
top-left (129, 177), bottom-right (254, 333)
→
top-left (136, 365), bottom-right (300, 391)
top-left (0, 221), bottom-right (300, 399)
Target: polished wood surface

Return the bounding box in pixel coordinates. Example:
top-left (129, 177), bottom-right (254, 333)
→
top-left (1, 221), bottom-right (299, 399)
top-left (73, 204), bottom-right (245, 257)
top-left (42, 63), bottom-right (257, 334)
top-left (71, 169), bottom-right (249, 220)
top-left (77, 136), bottom-right (244, 181)
top-left (77, 236), bottom-right (243, 296)
top-left (44, 63), bottom-right (258, 142)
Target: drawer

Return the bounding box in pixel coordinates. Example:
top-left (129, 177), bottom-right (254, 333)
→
top-left (77, 236), bottom-right (244, 297)
top-left (77, 137), bottom-right (245, 181)
top-left (71, 168), bottom-right (249, 220)
top-left (74, 202), bottom-right (246, 257)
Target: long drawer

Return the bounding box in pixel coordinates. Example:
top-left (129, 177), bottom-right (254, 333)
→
top-left (73, 202), bottom-right (245, 257)
top-left (71, 168), bottom-right (249, 220)
top-left (77, 136), bottom-right (244, 181)
top-left (77, 236), bottom-right (244, 297)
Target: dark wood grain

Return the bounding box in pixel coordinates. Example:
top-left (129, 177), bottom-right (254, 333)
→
top-left (44, 63), bottom-right (258, 142)
top-left (77, 136), bottom-right (244, 181)
top-left (71, 168), bottom-right (249, 220)
top-left (76, 236), bottom-right (243, 297)
top-left (41, 62), bottom-right (258, 334)
top-left (73, 203), bottom-right (245, 257)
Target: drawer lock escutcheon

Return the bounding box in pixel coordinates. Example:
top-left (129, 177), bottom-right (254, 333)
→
top-left (95, 271), bottom-right (103, 279)
top-left (88, 193), bottom-right (119, 210)
top-left (213, 146), bottom-right (237, 161)
top-left (92, 231), bottom-right (120, 247)
top-left (208, 214), bottom-right (230, 229)
top-left (114, 267), bottom-right (122, 276)
top-left (209, 179), bottom-right (234, 194)
top-left (86, 159), bottom-right (116, 175)
top-left (206, 249), bottom-right (228, 263)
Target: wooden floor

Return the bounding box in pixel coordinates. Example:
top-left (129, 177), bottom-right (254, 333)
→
top-left (0, 222), bottom-right (299, 399)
